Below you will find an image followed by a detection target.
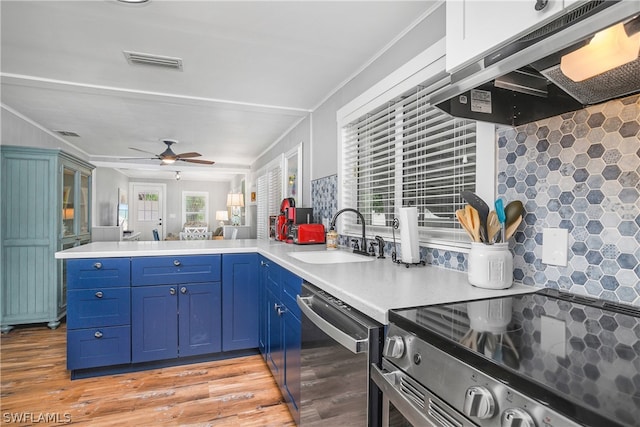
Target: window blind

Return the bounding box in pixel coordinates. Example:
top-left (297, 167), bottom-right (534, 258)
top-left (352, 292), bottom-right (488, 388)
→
top-left (256, 161), bottom-right (283, 240)
top-left (341, 84), bottom-right (476, 242)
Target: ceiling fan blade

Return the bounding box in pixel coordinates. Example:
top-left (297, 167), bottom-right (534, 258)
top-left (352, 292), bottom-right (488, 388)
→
top-left (119, 156), bottom-right (157, 161)
top-left (175, 152), bottom-right (201, 158)
top-left (129, 147), bottom-right (158, 156)
top-left (180, 158), bottom-right (215, 165)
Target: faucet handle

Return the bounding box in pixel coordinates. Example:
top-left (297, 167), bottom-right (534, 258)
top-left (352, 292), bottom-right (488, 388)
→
top-left (374, 235), bottom-right (386, 259)
top-left (368, 241), bottom-right (377, 255)
top-left (351, 238), bottom-right (360, 251)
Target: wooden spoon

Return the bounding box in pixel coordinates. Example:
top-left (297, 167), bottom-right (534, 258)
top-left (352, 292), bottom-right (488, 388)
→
top-left (505, 215), bottom-right (523, 241)
top-left (465, 204), bottom-right (480, 242)
top-left (456, 209), bottom-right (475, 241)
top-left (462, 191), bottom-right (489, 242)
top-left (487, 211), bottom-right (501, 243)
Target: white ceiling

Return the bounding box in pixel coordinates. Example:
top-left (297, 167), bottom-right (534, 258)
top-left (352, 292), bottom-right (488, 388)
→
top-left (1, 0), bottom-right (434, 182)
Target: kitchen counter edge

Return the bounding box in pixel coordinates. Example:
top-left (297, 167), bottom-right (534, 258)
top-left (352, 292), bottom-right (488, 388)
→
top-left (55, 240), bottom-right (536, 324)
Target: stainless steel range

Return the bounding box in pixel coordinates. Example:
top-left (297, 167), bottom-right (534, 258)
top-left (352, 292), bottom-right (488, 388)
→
top-left (373, 289), bottom-right (640, 427)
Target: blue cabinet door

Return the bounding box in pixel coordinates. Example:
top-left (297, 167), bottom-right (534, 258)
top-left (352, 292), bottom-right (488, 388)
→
top-left (283, 309), bottom-right (301, 422)
top-left (67, 326), bottom-right (131, 370)
top-left (131, 255), bottom-right (221, 286)
top-left (222, 254), bottom-right (259, 352)
top-left (67, 287), bottom-right (130, 329)
top-left (131, 285), bottom-right (178, 363)
top-left (179, 282), bottom-right (222, 357)
top-left (266, 287), bottom-right (283, 384)
top-left (258, 256), bottom-right (268, 357)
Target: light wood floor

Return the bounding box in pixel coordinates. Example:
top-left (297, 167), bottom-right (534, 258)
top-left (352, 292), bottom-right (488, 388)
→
top-left (0, 323), bottom-right (295, 426)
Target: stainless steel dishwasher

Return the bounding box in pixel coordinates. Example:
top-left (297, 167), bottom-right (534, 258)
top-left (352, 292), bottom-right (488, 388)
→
top-left (296, 282), bottom-right (383, 426)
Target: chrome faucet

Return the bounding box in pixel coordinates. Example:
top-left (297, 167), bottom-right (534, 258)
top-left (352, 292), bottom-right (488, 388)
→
top-left (329, 208), bottom-right (370, 256)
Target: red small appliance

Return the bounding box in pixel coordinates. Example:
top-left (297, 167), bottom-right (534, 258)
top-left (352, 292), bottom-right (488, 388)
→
top-left (276, 198), bottom-right (296, 242)
top-left (290, 224), bottom-right (326, 244)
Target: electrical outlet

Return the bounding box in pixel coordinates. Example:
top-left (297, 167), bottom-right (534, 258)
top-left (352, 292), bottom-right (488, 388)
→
top-left (542, 228), bottom-right (568, 266)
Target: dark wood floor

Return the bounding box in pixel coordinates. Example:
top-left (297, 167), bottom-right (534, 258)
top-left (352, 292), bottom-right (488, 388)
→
top-left (0, 323), bottom-right (295, 426)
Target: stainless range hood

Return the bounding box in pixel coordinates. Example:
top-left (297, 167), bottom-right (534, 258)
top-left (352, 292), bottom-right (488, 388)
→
top-left (434, 1), bottom-right (640, 126)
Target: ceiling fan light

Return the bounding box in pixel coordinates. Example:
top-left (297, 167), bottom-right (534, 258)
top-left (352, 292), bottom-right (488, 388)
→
top-left (560, 22), bottom-right (640, 82)
top-left (162, 158), bottom-right (176, 165)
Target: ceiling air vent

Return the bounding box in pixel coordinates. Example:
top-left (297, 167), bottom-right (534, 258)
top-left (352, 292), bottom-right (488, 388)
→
top-left (123, 51), bottom-right (183, 70)
top-left (56, 130), bottom-right (80, 137)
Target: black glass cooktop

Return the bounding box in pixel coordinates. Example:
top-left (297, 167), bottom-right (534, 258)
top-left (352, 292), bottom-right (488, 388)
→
top-left (390, 289), bottom-right (640, 427)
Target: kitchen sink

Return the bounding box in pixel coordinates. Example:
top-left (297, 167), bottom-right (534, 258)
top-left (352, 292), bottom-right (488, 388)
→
top-left (288, 250), bottom-right (375, 264)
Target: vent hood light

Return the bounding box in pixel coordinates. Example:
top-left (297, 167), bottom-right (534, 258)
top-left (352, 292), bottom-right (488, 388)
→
top-left (560, 22), bottom-right (640, 82)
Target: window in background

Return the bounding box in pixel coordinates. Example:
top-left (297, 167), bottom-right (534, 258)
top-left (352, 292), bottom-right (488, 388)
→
top-left (341, 84), bottom-right (476, 247)
top-left (182, 191), bottom-right (209, 226)
top-left (256, 156), bottom-right (283, 240)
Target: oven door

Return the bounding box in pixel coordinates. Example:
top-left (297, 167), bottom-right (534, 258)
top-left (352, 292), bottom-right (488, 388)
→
top-left (371, 360), bottom-right (474, 427)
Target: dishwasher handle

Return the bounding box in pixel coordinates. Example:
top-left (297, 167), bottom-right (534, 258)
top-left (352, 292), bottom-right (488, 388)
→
top-left (297, 295), bottom-right (368, 354)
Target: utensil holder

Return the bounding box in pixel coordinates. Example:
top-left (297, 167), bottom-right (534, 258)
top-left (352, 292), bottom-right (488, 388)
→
top-left (468, 242), bottom-right (513, 289)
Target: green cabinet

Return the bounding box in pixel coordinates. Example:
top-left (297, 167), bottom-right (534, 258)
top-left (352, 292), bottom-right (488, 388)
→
top-left (1, 146), bottom-right (93, 332)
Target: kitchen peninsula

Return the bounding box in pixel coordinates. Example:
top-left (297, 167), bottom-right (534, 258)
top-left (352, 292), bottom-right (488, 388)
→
top-left (56, 239), bottom-right (534, 325)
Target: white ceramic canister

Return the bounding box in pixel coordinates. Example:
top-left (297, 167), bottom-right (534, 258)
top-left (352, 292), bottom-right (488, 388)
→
top-left (467, 242), bottom-right (513, 289)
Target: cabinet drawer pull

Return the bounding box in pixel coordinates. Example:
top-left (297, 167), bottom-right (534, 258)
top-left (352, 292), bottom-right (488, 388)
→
top-left (94, 331), bottom-right (103, 339)
top-left (95, 291), bottom-right (103, 298)
top-left (93, 262), bottom-right (102, 269)
top-left (534, 0), bottom-right (548, 10)
top-left (180, 287), bottom-right (187, 294)
top-left (170, 288), bottom-right (176, 295)
top-left (173, 260), bottom-right (181, 267)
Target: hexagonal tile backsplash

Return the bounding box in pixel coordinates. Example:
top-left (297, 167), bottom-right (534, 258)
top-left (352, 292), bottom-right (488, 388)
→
top-left (498, 94), bottom-right (640, 306)
top-left (313, 94), bottom-right (639, 307)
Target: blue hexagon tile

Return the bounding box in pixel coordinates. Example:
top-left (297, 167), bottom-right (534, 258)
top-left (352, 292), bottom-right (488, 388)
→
top-left (498, 94), bottom-right (640, 306)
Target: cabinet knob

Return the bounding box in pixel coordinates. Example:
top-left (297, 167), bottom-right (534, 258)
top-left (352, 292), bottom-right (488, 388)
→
top-left (170, 288), bottom-right (176, 295)
top-left (534, 0), bottom-right (548, 11)
top-left (173, 260), bottom-right (181, 267)
top-left (95, 291), bottom-right (103, 298)
top-left (93, 262), bottom-right (102, 269)
top-left (181, 287), bottom-right (187, 294)
top-left (94, 331), bottom-right (103, 339)
top-left (261, 260), bottom-right (269, 267)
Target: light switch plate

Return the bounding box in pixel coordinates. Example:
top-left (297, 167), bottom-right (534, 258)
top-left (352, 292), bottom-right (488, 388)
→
top-left (542, 228), bottom-right (568, 266)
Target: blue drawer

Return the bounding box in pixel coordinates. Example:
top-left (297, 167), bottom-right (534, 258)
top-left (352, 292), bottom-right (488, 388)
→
top-left (67, 288), bottom-right (130, 329)
top-left (67, 258), bottom-right (130, 289)
top-left (281, 269), bottom-right (302, 319)
top-left (67, 325), bottom-right (131, 370)
top-left (131, 255), bottom-right (221, 286)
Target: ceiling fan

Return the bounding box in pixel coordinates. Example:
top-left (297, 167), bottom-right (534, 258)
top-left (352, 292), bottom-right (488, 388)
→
top-left (125, 139), bottom-right (215, 165)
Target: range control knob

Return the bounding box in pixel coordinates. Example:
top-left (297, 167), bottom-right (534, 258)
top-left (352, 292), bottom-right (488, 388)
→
top-left (383, 336), bottom-right (405, 359)
top-left (501, 408), bottom-right (535, 427)
top-left (463, 386), bottom-right (496, 419)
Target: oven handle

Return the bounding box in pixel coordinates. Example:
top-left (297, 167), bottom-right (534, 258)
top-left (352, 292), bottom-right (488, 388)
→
top-left (371, 363), bottom-right (434, 427)
top-left (297, 295), bottom-right (368, 354)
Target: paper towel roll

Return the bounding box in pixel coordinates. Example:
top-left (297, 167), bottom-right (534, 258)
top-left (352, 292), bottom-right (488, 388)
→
top-left (398, 207), bottom-right (420, 264)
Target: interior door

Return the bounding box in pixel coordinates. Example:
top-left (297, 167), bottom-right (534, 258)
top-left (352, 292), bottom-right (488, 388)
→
top-left (130, 183), bottom-right (166, 240)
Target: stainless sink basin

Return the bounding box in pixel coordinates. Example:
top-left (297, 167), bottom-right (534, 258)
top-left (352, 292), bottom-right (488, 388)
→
top-left (288, 250), bottom-right (374, 264)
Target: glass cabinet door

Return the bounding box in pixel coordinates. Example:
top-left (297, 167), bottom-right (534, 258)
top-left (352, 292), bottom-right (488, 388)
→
top-left (80, 173), bottom-right (90, 234)
top-left (62, 167), bottom-right (76, 237)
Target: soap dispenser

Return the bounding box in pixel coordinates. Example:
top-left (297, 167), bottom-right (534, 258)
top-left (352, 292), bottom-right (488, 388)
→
top-left (326, 227), bottom-right (338, 250)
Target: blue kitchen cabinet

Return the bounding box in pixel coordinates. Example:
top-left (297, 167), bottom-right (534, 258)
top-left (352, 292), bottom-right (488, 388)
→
top-left (222, 253), bottom-right (259, 352)
top-left (131, 255), bottom-right (222, 363)
top-left (66, 258), bottom-right (131, 370)
top-left (258, 256), bottom-right (268, 357)
top-left (259, 258), bottom-right (302, 423)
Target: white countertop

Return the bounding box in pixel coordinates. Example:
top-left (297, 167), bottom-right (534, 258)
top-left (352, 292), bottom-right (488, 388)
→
top-left (56, 240), bottom-right (535, 324)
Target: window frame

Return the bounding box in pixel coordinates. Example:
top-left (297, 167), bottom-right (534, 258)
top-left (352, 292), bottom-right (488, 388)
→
top-left (336, 38), bottom-right (496, 252)
top-left (181, 191), bottom-right (209, 226)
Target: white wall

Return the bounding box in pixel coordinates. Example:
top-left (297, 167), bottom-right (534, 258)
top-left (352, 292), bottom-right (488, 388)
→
top-left (250, 4), bottom-right (446, 183)
top-left (1, 106), bottom-right (90, 161)
top-left (128, 177), bottom-right (231, 236)
top-left (94, 167), bottom-right (129, 226)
